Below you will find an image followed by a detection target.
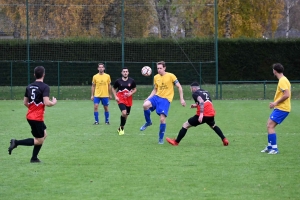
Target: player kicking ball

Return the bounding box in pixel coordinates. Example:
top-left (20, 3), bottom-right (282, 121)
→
top-left (166, 82), bottom-right (229, 146)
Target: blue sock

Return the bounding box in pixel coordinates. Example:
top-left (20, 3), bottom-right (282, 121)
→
top-left (159, 123), bottom-right (166, 140)
top-left (267, 134), bottom-right (272, 149)
top-left (105, 111), bottom-right (109, 122)
top-left (144, 109), bottom-right (151, 123)
top-left (269, 133), bottom-right (278, 150)
top-left (94, 112), bottom-right (99, 122)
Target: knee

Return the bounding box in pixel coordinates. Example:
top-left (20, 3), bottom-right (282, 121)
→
top-left (143, 101), bottom-right (151, 110)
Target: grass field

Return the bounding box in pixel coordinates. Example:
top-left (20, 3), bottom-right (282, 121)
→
top-left (1, 99), bottom-right (300, 200)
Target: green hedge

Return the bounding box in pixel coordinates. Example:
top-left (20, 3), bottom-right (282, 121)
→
top-left (0, 38), bottom-right (299, 81)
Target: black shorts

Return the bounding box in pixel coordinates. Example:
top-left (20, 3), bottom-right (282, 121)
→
top-left (118, 103), bottom-right (131, 115)
top-left (27, 119), bottom-right (47, 138)
top-left (188, 115), bottom-right (215, 127)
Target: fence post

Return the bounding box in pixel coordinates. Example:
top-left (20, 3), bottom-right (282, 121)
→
top-left (220, 81), bottom-right (222, 100)
top-left (199, 62), bottom-right (202, 88)
top-left (58, 62), bottom-right (60, 99)
top-left (263, 81), bottom-right (266, 100)
top-left (10, 61), bottom-right (13, 100)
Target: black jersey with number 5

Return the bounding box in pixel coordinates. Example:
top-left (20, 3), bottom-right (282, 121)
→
top-left (192, 89), bottom-right (215, 116)
top-left (24, 81), bottom-right (50, 121)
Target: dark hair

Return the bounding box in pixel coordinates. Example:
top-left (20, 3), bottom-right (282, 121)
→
top-left (122, 67), bottom-right (128, 71)
top-left (190, 82), bottom-right (200, 87)
top-left (98, 63), bottom-right (105, 67)
top-left (157, 61), bottom-right (166, 67)
top-left (34, 66), bottom-right (45, 79)
top-left (272, 63), bottom-right (284, 73)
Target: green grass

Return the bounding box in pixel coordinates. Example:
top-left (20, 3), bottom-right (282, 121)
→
top-left (1, 100), bottom-right (300, 200)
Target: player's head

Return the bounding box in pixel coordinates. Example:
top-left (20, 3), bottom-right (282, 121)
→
top-left (98, 63), bottom-right (105, 73)
top-left (156, 61), bottom-right (166, 75)
top-left (34, 66), bottom-right (45, 79)
top-left (272, 63), bottom-right (284, 74)
top-left (121, 67), bottom-right (129, 78)
top-left (190, 82), bottom-right (200, 92)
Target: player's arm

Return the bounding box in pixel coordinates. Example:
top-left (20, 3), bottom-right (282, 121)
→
top-left (111, 87), bottom-right (119, 101)
top-left (270, 88), bottom-right (290, 108)
top-left (43, 96), bottom-right (57, 107)
top-left (146, 87), bottom-right (157, 100)
top-left (197, 96), bottom-right (204, 123)
top-left (175, 81), bottom-right (186, 107)
top-left (23, 97), bottom-right (29, 108)
top-left (91, 83), bottom-right (95, 100)
top-left (108, 83), bottom-right (112, 99)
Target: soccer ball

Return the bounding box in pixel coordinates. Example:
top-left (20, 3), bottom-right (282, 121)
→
top-left (141, 66), bottom-right (152, 76)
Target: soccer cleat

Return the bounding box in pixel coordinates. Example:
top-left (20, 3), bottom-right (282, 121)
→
top-left (158, 138), bottom-right (164, 144)
top-left (268, 149), bottom-right (279, 154)
top-left (261, 146), bottom-right (271, 153)
top-left (166, 138), bottom-right (178, 146)
top-left (30, 158), bottom-right (42, 163)
top-left (8, 139), bottom-right (17, 155)
top-left (93, 121), bottom-right (99, 125)
top-left (140, 122), bottom-right (152, 131)
top-left (118, 128), bottom-right (124, 135)
top-left (105, 122), bottom-right (110, 125)
top-left (222, 138), bottom-right (229, 146)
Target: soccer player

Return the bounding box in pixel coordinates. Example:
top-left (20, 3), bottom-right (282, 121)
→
top-left (8, 66), bottom-right (57, 163)
top-left (166, 82), bottom-right (229, 146)
top-left (261, 63), bottom-right (291, 154)
top-left (91, 63), bottom-right (112, 125)
top-left (112, 67), bottom-right (137, 135)
top-left (140, 61), bottom-right (186, 144)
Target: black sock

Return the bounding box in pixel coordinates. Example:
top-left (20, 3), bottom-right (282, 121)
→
top-left (176, 127), bottom-right (188, 143)
top-left (213, 126), bottom-right (225, 140)
top-left (31, 145), bottom-right (42, 160)
top-left (120, 116), bottom-right (126, 127)
top-left (16, 138), bottom-right (34, 146)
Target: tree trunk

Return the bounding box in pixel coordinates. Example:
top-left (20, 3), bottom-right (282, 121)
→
top-left (154, 0), bottom-right (172, 38)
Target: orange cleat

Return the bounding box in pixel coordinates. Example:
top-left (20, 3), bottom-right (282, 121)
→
top-left (222, 138), bottom-right (229, 146)
top-left (166, 138), bottom-right (179, 146)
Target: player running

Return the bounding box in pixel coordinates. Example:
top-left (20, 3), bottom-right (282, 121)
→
top-left (112, 67), bottom-right (137, 135)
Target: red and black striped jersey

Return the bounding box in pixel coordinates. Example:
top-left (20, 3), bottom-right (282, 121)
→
top-left (24, 81), bottom-right (50, 121)
top-left (192, 89), bottom-right (215, 117)
top-left (113, 77), bottom-right (136, 107)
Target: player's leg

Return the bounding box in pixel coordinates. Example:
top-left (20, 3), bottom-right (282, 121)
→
top-left (118, 104), bottom-right (128, 135)
top-left (30, 123), bottom-right (47, 163)
top-left (264, 109), bottom-right (288, 154)
top-left (156, 98), bottom-right (170, 144)
top-left (206, 117), bottom-right (229, 146)
top-left (93, 97), bottom-right (100, 124)
top-left (8, 119), bottom-right (36, 155)
top-left (140, 97), bottom-right (155, 131)
top-left (166, 115), bottom-right (197, 146)
top-left (101, 97), bottom-right (110, 124)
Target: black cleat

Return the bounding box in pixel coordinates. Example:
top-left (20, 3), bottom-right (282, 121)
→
top-left (30, 158), bottom-right (42, 163)
top-left (93, 121), bottom-right (99, 125)
top-left (105, 122), bottom-right (110, 125)
top-left (8, 139), bottom-right (17, 155)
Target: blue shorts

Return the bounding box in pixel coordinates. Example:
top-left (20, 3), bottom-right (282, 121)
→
top-left (94, 97), bottom-right (109, 106)
top-left (148, 95), bottom-right (170, 117)
top-left (270, 109), bottom-right (289, 124)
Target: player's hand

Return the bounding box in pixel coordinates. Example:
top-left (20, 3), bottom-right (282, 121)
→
top-left (269, 102), bottom-right (277, 109)
top-left (198, 114), bottom-right (203, 123)
top-left (52, 97), bottom-right (57, 105)
top-left (91, 96), bottom-right (94, 101)
top-left (181, 99), bottom-right (186, 107)
top-left (190, 104), bottom-right (197, 108)
top-left (109, 95), bottom-right (112, 100)
top-left (125, 92), bottom-right (131, 97)
top-left (115, 97), bottom-right (119, 102)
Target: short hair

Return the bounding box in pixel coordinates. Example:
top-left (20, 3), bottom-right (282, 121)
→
top-left (157, 61), bottom-right (166, 67)
top-left (34, 66), bottom-right (45, 79)
top-left (122, 67), bottom-right (128, 71)
top-left (98, 63), bottom-right (105, 67)
top-left (190, 82), bottom-right (200, 87)
top-left (272, 63), bottom-right (284, 73)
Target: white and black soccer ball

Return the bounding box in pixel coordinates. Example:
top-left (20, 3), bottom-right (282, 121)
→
top-left (141, 66), bottom-right (152, 76)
